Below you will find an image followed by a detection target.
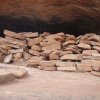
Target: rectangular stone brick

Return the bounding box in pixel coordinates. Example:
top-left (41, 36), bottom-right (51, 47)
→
top-left (57, 67), bottom-right (76, 72)
top-left (82, 50), bottom-right (99, 56)
top-left (44, 67), bottom-right (57, 71)
top-left (92, 60), bottom-right (100, 67)
top-left (60, 54), bottom-right (82, 60)
top-left (92, 54), bottom-right (100, 60)
top-left (56, 61), bottom-right (76, 67)
top-left (77, 63), bottom-right (92, 72)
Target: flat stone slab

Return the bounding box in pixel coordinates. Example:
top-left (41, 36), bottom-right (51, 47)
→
top-left (0, 69), bottom-right (15, 84)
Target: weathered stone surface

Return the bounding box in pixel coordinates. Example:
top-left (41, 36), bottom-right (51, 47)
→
top-left (57, 67), bottom-right (76, 72)
top-left (87, 35), bottom-right (100, 42)
top-left (81, 60), bottom-right (93, 64)
top-left (66, 35), bottom-right (76, 40)
top-left (6, 68), bottom-right (28, 79)
top-left (42, 43), bottom-right (61, 51)
top-left (56, 61), bottom-right (75, 67)
top-left (0, 69), bottom-right (15, 84)
top-left (4, 30), bottom-right (17, 38)
top-left (8, 49), bottom-right (24, 53)
top-left (77, 43), bottom-right (91, 50)
top-left (31, 45), bottom-right (42, 51)
top-left (23, 52), bottom-right (31, 60)
top-left (13, 53), bottom-right (22, 59)
top-left (4, 30), bottom-right (25, 40)
top-left (92, 60), bottom-right (100, 67)
top-left (24, 32), bottom-right (39, 38)
top-left (62, 40), bottom-right (75, 46)
top-left (82, 56), bottom-right (92, 59)
top-left (49, 53), bottom-right (59, 60)
top-left (92, 46), bottom-right (100, 52)
top-left (0, 45), bottom-right (11, 50)
top-left (87, 41), bottom-right (100, 47)
top-left (29, 50), bottom-right (40, 56)
top-left (60, 54), bottom-right (82, 60)
top-left (40, 61), bottom-right (56, 67)
top-left (92, 54), bottom-right (100, 60)
top-left (55, 35), bottom-right (65, 42)
top-left (82, 50), bottom-right (99, 56)
top-left (0, 37), bottom-right (27, 47)
top-left (27, 56), bottom-right (43, 66)
top-left (43, 67), bottom-right (57, 71)
top-left (4, 54), bottom-right (12, 63)
top-left (28, 37), bottom-right (43, 46)
top-left (77, 63), bottom-right (92, 72)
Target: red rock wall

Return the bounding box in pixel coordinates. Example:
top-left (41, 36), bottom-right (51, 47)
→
top-left (0, 0), bottom-right (100, 33)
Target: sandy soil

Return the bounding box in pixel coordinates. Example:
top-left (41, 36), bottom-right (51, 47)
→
top-left (0, 67), bottom-right (100, 100)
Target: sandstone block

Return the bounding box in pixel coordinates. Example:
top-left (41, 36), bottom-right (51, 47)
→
top-left (87, 35), bottom-right (100, 42)
top-left (31, 45), bottom-right (42, 51)
top-left (27, 56), bottom-right (43, 66)
top-left (42, 43), bottom-right (61, 51)
top-left (40, 32), bottom-right (50, 37)
top-left (49, 53), bottom-right (59, 60)
top-left (92, 46), bottom-right (100, 52)
top-left (0, 45), bottom-right (11, 50)
top-left (77, 63), bottom-right (92, 72)
top-left (87, 41), bottom-right (100, 47)
top-left (82, 56), bottom-right (92, 59)
top-left (29, 50), bottom-right (40, 56)
top-left (56, 61), bottom-right (75, 67)
top-left (43, 67), bottom-right (57, 71)
top-left (82, 50), bottom-right (99, 56)
top-left (4, 30), bottom-right (17, 38)
top-left (81, 60), bottom-right (93, 64)
top-left (24, 32), bottom-right (39, 38)
top-left (23, 52), bottom-right (31, 60)
top-left (60, 54), bottom-right (82, 60)
top-left (8, 49), bottom-right (24, 54)
top-left (6, 68), bottom-right (28, 79)
top-left (4, 54), bottom-right (12, 64)
top-left (40, 61), bottom-right (56, 67)
top-left (77, 43), bottom-right (91, 50)
top-left (92, 54), bottom-right (100, 60)
top-left (57, 67), bottom-right (76, 72)
top-left (0, 69), bottom-right (15, 84)
top-left (62, 40), bottom-right (75, 46)
top-left (55, 35), bottom-right (65, 42)
top-left (13, 53), bottom-right (22, 58)
top-left (92, 60), bottom-right (100, 67)
top-left (66, 35), bottom-right (76, 41)
top-left (4, 30), bottom-right (25, 40)
top-left (28, 37), bottom-right (43, 46)
top-left (14, 33), bottom-right (26, 40)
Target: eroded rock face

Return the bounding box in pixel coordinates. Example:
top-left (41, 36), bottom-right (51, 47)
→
top-left (0, 0), bottom-right (100, 34)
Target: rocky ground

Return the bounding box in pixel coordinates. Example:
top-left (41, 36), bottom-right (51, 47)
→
top-left (0, 67), bottom-right (100, 100)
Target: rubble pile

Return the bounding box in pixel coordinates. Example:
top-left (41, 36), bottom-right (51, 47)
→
top-left (0, 30), bottom-right (100, 77)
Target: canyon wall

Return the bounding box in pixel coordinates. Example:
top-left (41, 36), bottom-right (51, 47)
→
top-left (0, 0), bottom-right (100, 34)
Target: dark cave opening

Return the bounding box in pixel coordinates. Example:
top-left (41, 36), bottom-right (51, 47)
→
top-left (0, 16), bottom-right (99, 36)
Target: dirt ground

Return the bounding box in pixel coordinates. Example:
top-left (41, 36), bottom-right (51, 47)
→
top-left (0, 67), bottom-right (100, 100)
